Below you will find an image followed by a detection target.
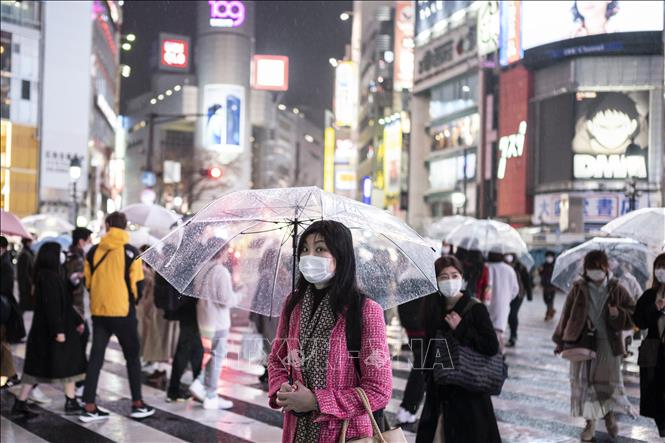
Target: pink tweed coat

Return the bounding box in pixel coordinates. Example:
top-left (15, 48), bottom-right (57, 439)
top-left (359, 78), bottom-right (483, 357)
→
top-left (268, 297), bottom-right (392, 442)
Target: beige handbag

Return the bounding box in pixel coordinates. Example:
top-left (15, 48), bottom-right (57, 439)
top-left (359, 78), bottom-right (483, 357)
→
top-left (338, 387), bottom-right (407, 443)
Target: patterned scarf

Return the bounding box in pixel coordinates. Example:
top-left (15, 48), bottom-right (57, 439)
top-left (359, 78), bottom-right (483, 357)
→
top-left (294, 286), bottom-right (336, 443)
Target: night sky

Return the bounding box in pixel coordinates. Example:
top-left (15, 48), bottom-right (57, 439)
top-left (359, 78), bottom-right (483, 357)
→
top-left (120, 0), bottom-right (352, 121)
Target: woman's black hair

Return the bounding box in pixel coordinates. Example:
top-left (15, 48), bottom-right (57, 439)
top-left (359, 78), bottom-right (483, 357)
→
top-left (282, 220), bottom-right (366, 351)
top-left (583, 249), bottom-right (609, 281)
top-left (422, 255), bottom-right (464, 340)
top-left (487, 251), bottom-right (505, 263)
top-left (32, 242), bottom-right (62, 298)
top-left (572, 1), bottom-right (619, 23)
top-left (652, 253), bottom-right (665, 291)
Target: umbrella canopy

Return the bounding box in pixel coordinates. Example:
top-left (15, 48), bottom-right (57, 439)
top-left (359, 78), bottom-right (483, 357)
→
top-left (445, 219), bottom-right (528, 256)
top-left (128, 228), bottom-right (160, 248)
top-left (1, 209), bottom-right (32, 238)
top-left (601, 207), bottom-right (665, 251)
top-left (21, 214), bottom-right (74, 239)
top-left (121, 203), bottom-right (181, 239)
top-left (551, 237), bottom-right (654, 293)
top-left (142, 187), bottom-right (438, 317)
top-left (425, 215), bottom-right (475, 241)
top-left (33, 235), bottom-right (72, 253)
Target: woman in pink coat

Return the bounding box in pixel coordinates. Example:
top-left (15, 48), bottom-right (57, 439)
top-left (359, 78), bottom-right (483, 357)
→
top-left (268, 220), bottom-right (392, 442)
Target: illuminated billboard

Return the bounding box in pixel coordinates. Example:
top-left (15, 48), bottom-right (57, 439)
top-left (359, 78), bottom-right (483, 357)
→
top-left (159, 33), bottom-right (190, 72)
top-left (394, 1), bottom-right (415, 91)
top-left (252, 55), bottom-right (289, 91)
top-left (334, 61), bottom-right (357, 127)
top-left (323, 128), bottom-right (335, 192)
top-left (202, 84), bottom-right (246, 162)
top-left (383, 122), bottom-right (402, 196)
top-left (208, 1), bottom-right (246, 28)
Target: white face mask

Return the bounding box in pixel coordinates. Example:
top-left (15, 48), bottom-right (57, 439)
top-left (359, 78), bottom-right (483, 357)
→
top-left (655, 268), bottom-right (665, 283)
top-left (586, 269), bottom-right (606, 282)
top-left (60, 252), bottom-right (67, 265)
top-left (546, 256), bottom-right (554, 264)
top-left (299, 255), bottom-right (335, 286)
top-left (438, 278), bottom-right (463, 298)
top-left (505, 255), bottom-right (514, 264)
top-left (82, 242), bottom-right (93, 255)
top-left (441, 246), bottom-right (451, 256)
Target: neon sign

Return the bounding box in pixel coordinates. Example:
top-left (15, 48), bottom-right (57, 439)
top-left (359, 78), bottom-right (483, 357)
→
top-left (497, 121), bottom-right (526, 179)
top-left (209, 1), bottom-right (245, 28)
top-left (161, 39), bottom-right (188, 69)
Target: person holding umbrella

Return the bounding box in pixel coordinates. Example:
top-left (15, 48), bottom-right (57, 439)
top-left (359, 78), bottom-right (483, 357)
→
top-left (553, 250), bottom-right (635, 441)
top-left (633, 253), bottom-right (665, 437)
top-left (267, 220), bottom-right (392, 442)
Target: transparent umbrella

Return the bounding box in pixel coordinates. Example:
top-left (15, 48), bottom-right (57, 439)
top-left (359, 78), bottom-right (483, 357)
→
top-left (21, 214), bottom-right (73, 238)
top-left (141, 187), bottom-right (438, 317)
top-left (551, 237), bottom-right (654, 293)
top-left (121, 203), bottom-right (181, 239)
top-left (445, 219), bottom-right (528, 256)
top-left (601, 207), bottom-right (665, 251)
top-left (425, 215), bottom-right (475, 241)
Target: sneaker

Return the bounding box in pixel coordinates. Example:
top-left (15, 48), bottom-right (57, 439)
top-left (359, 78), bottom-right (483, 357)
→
top-left (29, 386), bottom-right (52, 405)
top-left (506, 338), bottom-right (516, 348)
top-left (65, 396), bottom-right (84, 415)
top-left (395, 407), bottom-right (417, 425)
top-left (202, 396), bottom-right (233, 410)
top-left (79, 407), bottom-right (110, 423)
top-left (188, 379), bottom-right (206, 402)
top-left (166, 390), bottom-right (191, 403)
top-left (130, 402), bottom-right (155, 419)
top-left (11, 398), bottom-right (38, 419)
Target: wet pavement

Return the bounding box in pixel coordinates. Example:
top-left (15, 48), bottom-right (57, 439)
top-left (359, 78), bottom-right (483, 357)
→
top-left (1, 289), bottom-right (662, 442)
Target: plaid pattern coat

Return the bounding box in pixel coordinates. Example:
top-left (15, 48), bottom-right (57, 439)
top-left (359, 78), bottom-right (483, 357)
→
top-left (268, 297), bottom-right (392, 442)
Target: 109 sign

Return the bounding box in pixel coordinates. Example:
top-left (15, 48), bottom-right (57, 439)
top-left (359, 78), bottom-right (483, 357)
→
top-left (209, 0), bottom-right (245, 28)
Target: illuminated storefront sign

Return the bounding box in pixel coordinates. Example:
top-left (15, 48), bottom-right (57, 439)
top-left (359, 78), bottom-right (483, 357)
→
top-left (477, 0), bottom-right (499, 56)
top-left (383, 122), bottom-right (402, 196)
top-left (362, 176), bottom-right (372, 204)
top-left (573, 154), bottom-right (647, 179)
top-left (160, 34), bottom-right (189, 71)
top-left (534, 192), bottom-right (652, 225)
top-left (499, 0), bottom-right (522, 66)
top-left (252, 55), bottom-right (289, 91)
top-left (394, 1), bottom-right (415, 91)
top-left (96, 94), bottom-right (118, 129)
top-left (209, 0), bottom-right (246, 28)
top-left (202, 84), bottom-right (246, 163)
top-left (415, 22), bottom-right (477, 84)
top-left (497, 120), bottom-right (526, 179)
top-left (323, 128), bottom-right (335, 192)
top-left (334, 62), bottom-right (357, 127)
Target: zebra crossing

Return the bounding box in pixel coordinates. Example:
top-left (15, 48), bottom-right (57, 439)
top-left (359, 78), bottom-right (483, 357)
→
top-left (1, 293), bottom-right (662, 443)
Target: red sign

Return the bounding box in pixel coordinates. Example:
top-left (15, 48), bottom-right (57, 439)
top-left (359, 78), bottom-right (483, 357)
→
top-left (251, 55), bottom-right (289, 91)
top-left (160, 36), bottom-right (189, 71)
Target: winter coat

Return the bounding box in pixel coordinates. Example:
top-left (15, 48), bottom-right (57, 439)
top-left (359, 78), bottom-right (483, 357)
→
top-left (194, 261), bottom-right (238, 337)
top-left (84, 228), bottom-right (144, 317)
top-left (0, 251), bottom-right (14, 298)
top-left (17, 247), bottom-right (34, 309)
top-left (268, 297), bottom-right (392, 443)
top-left (64, 246), bottom-right (86, 318)
top-left (633, 288), bottom-right (665, 419)
top-left (539, 262), bottom-right (556, 293)
top-left (486, 261), bottom-right (519, 332)
top-left (416, 294), bottom-right (501, 443)
top-left (552, 278), bottom-right (634, 356)
top-left (23, 270), bottom-right (86, 381)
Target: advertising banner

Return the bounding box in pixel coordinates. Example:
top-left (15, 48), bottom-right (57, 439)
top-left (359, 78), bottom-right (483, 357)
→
top-left (477, 0), bottom-right (500, 56)
top-left (334, 62), bottom-right (357, 127)
top-left (499, 0), bottom-right (522, 66)
top-left (159, 33), bottom-right (190, 72)
top-left (202, 84), bottom-right (246, 160)
top-left (323, 128), bottom-right (335, 192)
top-left (383, 122), bottom-right (402, 196)
top-left (572, 91), bottom-right (649, 180)
top-left (415, 21), bottom-right (477, 85)
top-left (394, 1), bottom-right (415, 92)
top-left (534, 192), bottom-right (652, 225)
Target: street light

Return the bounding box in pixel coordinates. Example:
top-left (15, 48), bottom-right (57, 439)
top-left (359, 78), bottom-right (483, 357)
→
top-left (125, 33), bottom-right (136, 42)
top-left (329, 58), bottom-right (338, 68)
top-left (451, 192), bottom-right (466, 215)
top-left (69, 156), bottom-right (82, 226)
top-left (340, 11), bottom-right (351, 21)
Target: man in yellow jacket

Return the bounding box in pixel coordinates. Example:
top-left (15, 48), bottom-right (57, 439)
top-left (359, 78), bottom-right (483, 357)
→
top-left (79, 212), bottom-right (155, 422)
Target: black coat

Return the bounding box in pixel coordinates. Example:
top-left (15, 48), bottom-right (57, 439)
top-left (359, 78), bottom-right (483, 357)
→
top-left (633, 288), bottom-right (665, 420)
top-left (17, 248), bottom-right (35, 310)
top-left (0, 251), bottom-right (14, 298)
top-left (23, 270), bottom-right (86, 381)
top-left (416, 294), bottom-right (502, 443)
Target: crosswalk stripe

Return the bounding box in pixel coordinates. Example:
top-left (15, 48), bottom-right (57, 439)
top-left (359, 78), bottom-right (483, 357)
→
top-left (1, 416), bottom-right (49, 443)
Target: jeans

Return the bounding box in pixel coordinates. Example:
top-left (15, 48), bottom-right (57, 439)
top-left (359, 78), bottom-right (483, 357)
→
top-left (197, 330), bottom-right (229, 399)
top-left (400, 335), bottom-right (426, 414)
top-left (84, 311), bottom-right (142, 403)
top-left (508, 296), bottom-right (524, 341)
top-left (168, 320), bottom-right (203, 397)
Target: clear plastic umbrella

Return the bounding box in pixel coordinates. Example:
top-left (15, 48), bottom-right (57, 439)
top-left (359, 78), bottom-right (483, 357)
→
top-left (425, 215), bottom-right (475, 241)
top-left (551, 237), bottom-right (654, 293)
top-left (601, 207), bottom-right (665, 251)
top-left (142, 187), bottom-right (438, 316)
top-left (21, 214), bottom-right (73, 238)
top-left (121, 203), bottom-right (181, 239)
top-left (445, 219), bottom-right (528, 256)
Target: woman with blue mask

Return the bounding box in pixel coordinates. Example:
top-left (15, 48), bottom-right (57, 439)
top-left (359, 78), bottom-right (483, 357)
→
top-left (553, 250), bottom-right (635, 441)
top-left (416, 255), bottom-right (501, 443)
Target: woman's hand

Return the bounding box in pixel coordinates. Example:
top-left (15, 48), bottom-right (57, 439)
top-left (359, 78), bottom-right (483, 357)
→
top-left (76, 324), bottom-right (85, 335)
top-left (608, 304), bottom-right (619, 318)
top-left (655, 297), bottom-right (665, 312)
top-left (444, 312), bottom-right (462, 330)
top-left (55, 333), bottom-right (65, 343)
top-left (275, 380), bottom-right (318, 413)
top-left (554, 345), bottom-right (562, 355)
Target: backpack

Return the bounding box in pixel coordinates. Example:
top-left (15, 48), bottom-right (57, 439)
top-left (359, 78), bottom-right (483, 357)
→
top-left (154, 273), bottom-right (189, 315)
top-left (86, 244), bottom-right (140, 303)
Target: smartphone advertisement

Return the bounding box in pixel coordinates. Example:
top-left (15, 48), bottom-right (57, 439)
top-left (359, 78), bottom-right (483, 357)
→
top-left (202, 84), bottom-right (246, 159)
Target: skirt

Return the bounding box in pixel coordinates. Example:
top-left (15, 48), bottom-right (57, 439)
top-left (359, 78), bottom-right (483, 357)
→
top-left (570, 337), bottom-right (636, 419)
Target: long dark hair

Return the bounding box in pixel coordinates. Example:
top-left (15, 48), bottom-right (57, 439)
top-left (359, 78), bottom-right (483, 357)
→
top-left (652, 253), bottom-right (665, 291)
top-left (422, 255), bottom-right (464, 338)
top-left (32, 242), bottom-right (63, 298)
top-left (282, 220), bottom-right (366, 349)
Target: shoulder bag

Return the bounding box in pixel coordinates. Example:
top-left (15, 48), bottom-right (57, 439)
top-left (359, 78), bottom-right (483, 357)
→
top-left (561, 318), bottom-right (597, 362)
top-left (338, 387), bottom-right (406, 443)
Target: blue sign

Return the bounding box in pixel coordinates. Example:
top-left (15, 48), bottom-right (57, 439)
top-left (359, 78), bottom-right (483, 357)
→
top-left (361, 176), bottom-right (372, 204)
top-left (141, 171), bottom-right (157, 187)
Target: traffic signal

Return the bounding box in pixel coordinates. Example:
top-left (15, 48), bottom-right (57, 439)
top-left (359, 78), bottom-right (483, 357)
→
top-left (200, 167), bottom-right (223, 179)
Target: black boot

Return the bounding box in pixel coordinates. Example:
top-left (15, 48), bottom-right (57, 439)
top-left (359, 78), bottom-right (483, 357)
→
top-left (11, 398), bottom-right (38, 419)
top-left (65, 396), bottom-right (83, 415)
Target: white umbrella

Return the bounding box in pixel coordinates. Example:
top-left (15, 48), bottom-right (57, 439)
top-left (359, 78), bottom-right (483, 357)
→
top-left (425, 215), bottom-right (475, 240)
top-left (121, 203), bottom-right (181, 239)
top-left (21, 214), bottom-right (73, 238)
top-left (128, 228), bottom-right (160, 248)
top-left (601, 207), bottom-right (665, 251)
top-left (445, 219), bottom-right (528, 256)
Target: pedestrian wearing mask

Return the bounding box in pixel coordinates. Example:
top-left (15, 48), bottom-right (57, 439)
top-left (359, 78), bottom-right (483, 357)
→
top-left (486, 252), bottom-right (519, 353)
top-left (540, 251), bottom-right (557, 321)
top-left (553, 250), bottom-right (635, 441)
top-left (416, 255), bottom-right (501, 443)
top-left (268, 220), bottom-right (392, 443)
top-left (17, 237), bottom-right (35, 311)
top-left (633, 253), bottom-right (665, 437)
top-left (505, 253), bottom-right (533, 348)
top-left (11, 242), bottom-right (86, 418)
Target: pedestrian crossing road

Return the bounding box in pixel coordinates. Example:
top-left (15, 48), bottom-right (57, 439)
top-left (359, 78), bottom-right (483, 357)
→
top-left (2, 293), bottom-right (662, 442)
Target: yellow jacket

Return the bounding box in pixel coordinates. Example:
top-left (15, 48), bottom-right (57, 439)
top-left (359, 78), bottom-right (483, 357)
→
top-left (84, 228), bottom-right (144, 317)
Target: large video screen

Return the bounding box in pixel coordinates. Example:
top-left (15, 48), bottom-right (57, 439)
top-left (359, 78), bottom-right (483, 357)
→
top-left (521, 1), bottom-right (664, 51)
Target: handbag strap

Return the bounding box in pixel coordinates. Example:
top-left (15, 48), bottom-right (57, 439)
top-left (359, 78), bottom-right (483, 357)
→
top-left (339, 387), bottom-right (386, 443)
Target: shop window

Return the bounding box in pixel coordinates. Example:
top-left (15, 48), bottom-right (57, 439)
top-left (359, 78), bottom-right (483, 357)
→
top-left (0, 31), bottom-right (11, 73)
top-left (21, 80), bottom-right (30, 100)
top-left (0, 77), bottom-right (9, 119)
top-left (429, 72), bottom-right (478, 121)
